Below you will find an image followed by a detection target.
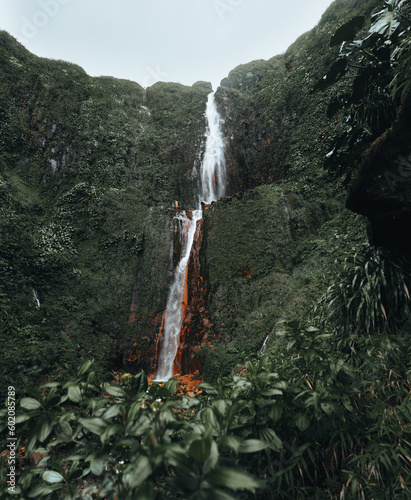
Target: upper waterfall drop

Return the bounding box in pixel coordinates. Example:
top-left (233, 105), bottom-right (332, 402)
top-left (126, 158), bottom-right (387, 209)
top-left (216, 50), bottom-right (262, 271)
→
top-left (199, 92), bottom-right (226, 205)
top-left (153, 91), bottom-right (227, 383)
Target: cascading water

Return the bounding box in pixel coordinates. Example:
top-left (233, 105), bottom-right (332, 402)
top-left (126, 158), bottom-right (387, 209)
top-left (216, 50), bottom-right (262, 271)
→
top-left (199, 92), bottom-right (226, 205)
top-left (153, 92), bottom-right (226, 382)
top-left (153, 210), bottom-right (202, 382)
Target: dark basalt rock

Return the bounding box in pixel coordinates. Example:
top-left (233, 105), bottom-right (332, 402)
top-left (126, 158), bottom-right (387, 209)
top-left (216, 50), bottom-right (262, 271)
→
top-left (347, 91), bottom-right (411, 254)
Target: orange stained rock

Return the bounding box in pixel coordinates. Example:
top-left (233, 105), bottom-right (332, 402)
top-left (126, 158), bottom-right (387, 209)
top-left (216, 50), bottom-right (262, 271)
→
top-left (237, 267), bottom-right (252, 278)
top-left (181, 265), bottom-right (189, 316)
top-left (173, 263), bottom-right (190, 376)
top-left (128, 290), bottom-right (140, 325)
top-left (147, 373), bottom-right (203, 396)
top-left (154, 311), bottom-right (167, 372)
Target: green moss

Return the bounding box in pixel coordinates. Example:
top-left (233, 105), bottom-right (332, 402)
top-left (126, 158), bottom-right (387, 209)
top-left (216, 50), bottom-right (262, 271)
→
top-left (0, 0), bottom-right (391, 393)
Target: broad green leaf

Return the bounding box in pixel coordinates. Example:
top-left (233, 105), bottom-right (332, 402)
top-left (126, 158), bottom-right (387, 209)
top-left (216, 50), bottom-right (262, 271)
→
top-left (320, 402), bottom-right (335, 415)
top-left (100, 423), bottom-right (124, 444)
top-left (46, 459), bottom-right (66, 477)
top-left (268, 404), bottom-right (283, 423)
top-left (28, 484), bottom-right (63, 497)
top-left (44, 395), bottom-right (60, 409)
top-left (189, 433), bottom-right (212, 465)
top-left (103, 385), bottom-right (124, 398)
top-left (124, 455), bottom-right (152, 488)
top-left (371, 4), bottom-right (401, 37)
top-left (67, 467), bottom-right (83, 481)
top-left (213, 399), bottom-right (230, 418)
top-left (127, 401), bottom-right (141, 424)
top-left (197, 383), bottom-right (219, 395)
top-left (68, 385), bottom-right (82, 403)
top-left (90, 458), bottom-right (104, 476)
top-left (260, 388), bottom-right (283, 397)
top-left (164, 378), bottom-right (178, 395)
top-left (207, 467), bottom-right (265, 492)
top-left (218, 435), bottom-right (242, 453)
top-left (133, 371), bottom-right (149, 393)
top-left (38, 418), bottom-right (53, 443)
top-left (41, 382), bottom-right (61, 388)
top-left (199, 407), bottom-right (220, 433)
top-left (16, 413), bottom-right (37, 424)
top-left (203, 441), bottom-right (219, 475)
top-left (78, 417), bottom-right (107, 435)
top-left (55, 421), bottom-right (73, 442)
top-left (21, 397), bottom-right (41, 410)
top-left (239, 439), bottom-right (269, 453)
top-left (103, 404), bottom-right (121, 420)
top-left (259, 428), bottom-right (283, 452)
top-left (295, 413), bottom-right (310, 432)
top-left (313, 58), bottom-right (347, 91)
top-left (42, 470), bottom-right (64, 483)
top-left (305, 326), bottom-right (319, 333)
top-left (78, 359), bottom-right (93, 376)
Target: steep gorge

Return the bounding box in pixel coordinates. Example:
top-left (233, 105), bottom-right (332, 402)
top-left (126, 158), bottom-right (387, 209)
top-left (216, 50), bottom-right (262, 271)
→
top-left (0, 0), bottom-right (400, 390)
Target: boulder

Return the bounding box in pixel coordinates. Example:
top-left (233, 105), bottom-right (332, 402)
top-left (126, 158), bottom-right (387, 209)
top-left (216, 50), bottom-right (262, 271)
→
top-left (347, 91), bottom-right (411, 253)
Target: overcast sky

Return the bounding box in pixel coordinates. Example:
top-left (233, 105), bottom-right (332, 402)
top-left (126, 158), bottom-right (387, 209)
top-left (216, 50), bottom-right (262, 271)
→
top-left (0, 0), bottom-right (335, 90)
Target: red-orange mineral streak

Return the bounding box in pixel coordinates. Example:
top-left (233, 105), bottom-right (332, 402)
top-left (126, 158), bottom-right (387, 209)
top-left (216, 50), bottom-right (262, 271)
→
top-left (171, 218), bottom-right (215, 376)
top-left (147, 372), bottom-right (203, 397)
top-left (172, 263), bottom-right (189, 376)
top-left (153, 311), bottom-right (167, 373)
top-left (128, 291), bottom-right (139, 325)
top-left (126, 213), bottom-right (216, 379)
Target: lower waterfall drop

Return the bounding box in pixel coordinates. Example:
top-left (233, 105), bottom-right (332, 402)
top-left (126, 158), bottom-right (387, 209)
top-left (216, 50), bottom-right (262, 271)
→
top-left (153, 91), bottom-right (226, 382)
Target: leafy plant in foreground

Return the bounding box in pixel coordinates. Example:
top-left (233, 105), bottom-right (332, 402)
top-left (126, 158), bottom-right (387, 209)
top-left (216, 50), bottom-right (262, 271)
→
top-left (315, 0), bottom-right (411, 177)
top-left (0, 361), bottom-right (266, 499)
top-left (314, 244), bottom-right (411, 334)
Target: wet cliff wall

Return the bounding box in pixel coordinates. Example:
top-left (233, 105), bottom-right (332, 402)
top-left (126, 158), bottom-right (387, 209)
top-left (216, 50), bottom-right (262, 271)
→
top-left (1, 0), bottom-right (397, 389)
top-left (0, 30), bottom-right (211, 389)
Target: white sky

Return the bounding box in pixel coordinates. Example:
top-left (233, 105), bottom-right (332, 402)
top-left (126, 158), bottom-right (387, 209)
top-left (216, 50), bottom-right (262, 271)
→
top-left (0, 0), bottom-right (335, 89)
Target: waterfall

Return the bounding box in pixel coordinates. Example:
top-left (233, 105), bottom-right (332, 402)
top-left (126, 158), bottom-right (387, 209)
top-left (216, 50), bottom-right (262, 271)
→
top-left (153, 92), bottom-right (226, 382)
top-left (153, 210), bottom-right (202, 382)
top-left (33, 289), bottom-right (40, 308)
top-left (281, 192), bottom-right (291, 221)
top-left (260, 334), bottom-right (270, 353)
top-left (199, 93), bottom-right (226, 205)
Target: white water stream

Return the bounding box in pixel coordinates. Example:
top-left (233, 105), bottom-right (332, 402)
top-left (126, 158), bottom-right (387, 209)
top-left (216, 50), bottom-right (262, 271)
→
top-left (153, 92), bottom-right (226, 382)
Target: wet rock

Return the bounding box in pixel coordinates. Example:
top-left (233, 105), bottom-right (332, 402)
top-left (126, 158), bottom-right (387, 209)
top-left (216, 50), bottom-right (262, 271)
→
top-left (347, 92), bottom-right (411, 253)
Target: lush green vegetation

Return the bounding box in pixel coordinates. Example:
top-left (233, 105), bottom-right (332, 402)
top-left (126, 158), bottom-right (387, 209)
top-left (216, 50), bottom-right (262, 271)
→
top-left (0, 31), bottom-right (212, 394)
top-left (1, 273), bottom-right (410, 498)
top-left (1, 0), bottom-right (411, 497)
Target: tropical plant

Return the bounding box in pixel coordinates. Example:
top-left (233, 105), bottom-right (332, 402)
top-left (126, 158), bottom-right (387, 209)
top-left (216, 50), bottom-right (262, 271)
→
top-left (314, 244), bottom-right (411, 334)
top-left (1, 312), bottom-right (410, 499)
top-left (315, 0), bottom-right (411, 177)
top-left (0, 361), bottom-right (267, 499)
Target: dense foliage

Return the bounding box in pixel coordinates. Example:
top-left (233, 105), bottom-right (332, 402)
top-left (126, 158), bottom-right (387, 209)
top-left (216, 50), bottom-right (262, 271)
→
top-left (1, 0), bottom-right (411, 497)
top-left (315, 0), bottom-right (411, 178)
top-left (1, 278), bottom-right (410, 499)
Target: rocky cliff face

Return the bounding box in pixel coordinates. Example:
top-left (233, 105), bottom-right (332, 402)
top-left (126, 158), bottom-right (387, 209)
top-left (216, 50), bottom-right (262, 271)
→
top-left (0, 30), bottom-right (211, 387)
top-left (347, 91), bottom-right (411, 253)
top-left (1, 0), bottom-right (397, 389)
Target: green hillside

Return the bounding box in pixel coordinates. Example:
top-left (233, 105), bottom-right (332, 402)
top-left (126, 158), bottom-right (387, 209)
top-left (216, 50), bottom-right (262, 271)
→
top-left (0, 0), bottom-right (410, 497)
